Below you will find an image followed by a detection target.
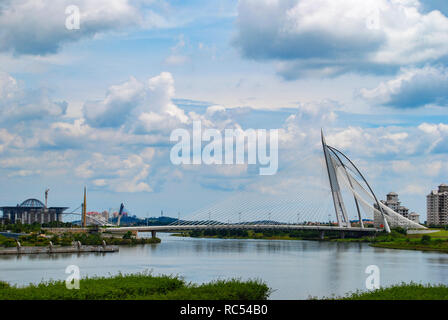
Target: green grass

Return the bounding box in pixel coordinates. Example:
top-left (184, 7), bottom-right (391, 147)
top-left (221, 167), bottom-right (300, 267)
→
top-left (407, 229), bottom-right (448, 239)
top-left (0, 272), bottom-right (271, 300)
top-left (337, 283), bottom-right (448, 300)
top-left (371, 241), bottom-right (448, 253)
top-left (369, 232), bottom-right (448, 253)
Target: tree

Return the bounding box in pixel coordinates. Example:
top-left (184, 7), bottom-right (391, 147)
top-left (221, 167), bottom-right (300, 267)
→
top-left (421, 235), bottom-right (431, 244)
top-left (122, 231), bottom-right (133, 240)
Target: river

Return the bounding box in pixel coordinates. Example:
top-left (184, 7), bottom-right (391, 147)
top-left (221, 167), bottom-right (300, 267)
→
top-left (1, 233), bottom-right (448, 299)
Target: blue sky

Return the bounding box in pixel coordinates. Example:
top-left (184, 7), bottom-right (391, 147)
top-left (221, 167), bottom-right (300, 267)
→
top-left (1, 0), bottom-right (448, 221)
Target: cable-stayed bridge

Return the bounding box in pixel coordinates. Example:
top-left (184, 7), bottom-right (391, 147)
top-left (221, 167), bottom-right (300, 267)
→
top-left (106, 130), bottom-right (426, 236)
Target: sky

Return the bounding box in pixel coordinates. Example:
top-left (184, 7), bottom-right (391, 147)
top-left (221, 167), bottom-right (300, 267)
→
top-left (1, 0), bottom-right (448, 221)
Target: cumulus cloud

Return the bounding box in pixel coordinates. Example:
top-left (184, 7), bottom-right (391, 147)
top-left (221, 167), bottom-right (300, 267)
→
top-left (417, 122), bottom-right (448, 153)
top-left (0, 71), bottom-right (67, 122)
top-left (359, 66), bottom-right (448, 108)
top-left (84, 77), bottom-right (145, 128)
top-left (234, 0), bottom-right (448, 78)
top-left (75, 153), bottom-right (152, 193)
top-left (0, 71), bottom-right (258, 193)
top-left (0, 151), bottom-right (76, 180)
top-left (0, 0), bottom-right (168, 56)
top-left (84, 72), bottom-right (189, 133)
top-left (0, 128), bottom-right (24, 153)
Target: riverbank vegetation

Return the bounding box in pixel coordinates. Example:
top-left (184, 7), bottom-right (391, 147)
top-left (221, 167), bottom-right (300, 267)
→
top-left (0, 221), bottom-right (74, 233)
top-left (370, 234), bottom-right (448, 253)
top-left (337, 283), bottom-right (448, 300)
top-left (0, 272), bottom-right (270, 300)
top-left (332, 228), bottom-right (448, 253)
top-left (0, 231), bottom-right (160, 248)
top-left (174, 228), bottom-right (350, 240)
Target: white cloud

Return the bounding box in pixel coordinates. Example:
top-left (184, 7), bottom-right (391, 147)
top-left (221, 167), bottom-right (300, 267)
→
top-left (0, 128), bottom-right (24, 153)
top-left (165, 55), bottom-right (189, 66)
top-left (84, 76), bottom-right (145, 127)
top-left (0, 0), bottom-right (157, 55)
top-left (401, 184), bottom-right (427, 195)
top-left (391, 160), bottom-right (414, 173)
top-left (425, 161), bottom-right (443, 176)
top-left (360, 66), bottom-right (448, 108)
top-left (75, 153), bottom-right (152, 193)
top-left (164, 34), bottom-right (190, 66)
top-left (83, 72), bottom-right (189, 133)
top-left (234, 0), bottom-right (448, 78)
top-left (0, 71), bottom-right (67, 122)
top-left (7, 169), bottom-right (41, 178)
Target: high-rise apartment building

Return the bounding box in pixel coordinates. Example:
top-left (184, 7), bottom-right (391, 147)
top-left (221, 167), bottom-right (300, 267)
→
top-left (427, 184), bottom-right (448, 226)
top-left (374, 192), bottom-right (411, 227)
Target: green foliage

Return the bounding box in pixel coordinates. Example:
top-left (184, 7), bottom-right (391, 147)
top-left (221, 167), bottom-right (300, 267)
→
top-left (0, 272), bottom-right (270, 300)
top-left (151, 279), bottom-right (271, 300)
top-left (0, 222), bottom-right (41, 234)
top-left (392, 227), bottom-right (407, 235)
top-left (73, 233), bottom-right (103, 245)
top-left (187, 228), bottom-right (327, 240)
top-left (0, 230), bottom-right (161, 248)
top-left (18, 234), bottom-right (50, 247)
top-left (339, 282), bottom-right (448, 300)
top-left (421, 235), bottom-right (431, 244)
top-left (0, 235), bottom-right (17, 248)
top-left (42, 221), bottom-right (74, 228)
top-left (122, 231), bottom-right (133, 240)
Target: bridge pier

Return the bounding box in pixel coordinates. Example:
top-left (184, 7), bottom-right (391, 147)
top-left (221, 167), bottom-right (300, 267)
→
top-left (319, 231), bottom-right (325, 240)
top-left (340, 231), bottom-right (345, 239)
top-left (151, 231), bottom-right (157, 239)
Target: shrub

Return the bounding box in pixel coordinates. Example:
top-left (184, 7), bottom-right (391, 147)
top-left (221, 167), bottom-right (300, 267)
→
top-left (0, 273), bottom-right (270, 300)
top-left (421, 235), bottom-right (431, 244)
top-left (122, 231), bottom-right (133, 240)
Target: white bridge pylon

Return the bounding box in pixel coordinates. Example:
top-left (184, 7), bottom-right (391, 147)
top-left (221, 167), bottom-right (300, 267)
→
top-left (321, 129), bottom-right (426, 232)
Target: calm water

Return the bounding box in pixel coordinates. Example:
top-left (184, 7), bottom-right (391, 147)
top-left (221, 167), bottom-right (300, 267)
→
top-left (1, 233), bottom-right (448, 299)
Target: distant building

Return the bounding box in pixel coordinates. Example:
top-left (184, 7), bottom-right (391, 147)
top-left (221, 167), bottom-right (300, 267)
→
top-left (86, 211), bottom-right (110, 226)
top-left (374, 192), bottom-right (410, 227)
top-left (409, 212), bottom-right (420, 224)
top-left (427, 184), bottom-right (448, 226)
top-left (101, 210), bottom-right (109, 221)
top-left (0, 198), bottom-right (67, 224)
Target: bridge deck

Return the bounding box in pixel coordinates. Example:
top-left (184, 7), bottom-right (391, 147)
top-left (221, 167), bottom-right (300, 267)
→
top-left (105, 224), bottom-right (381, 233)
